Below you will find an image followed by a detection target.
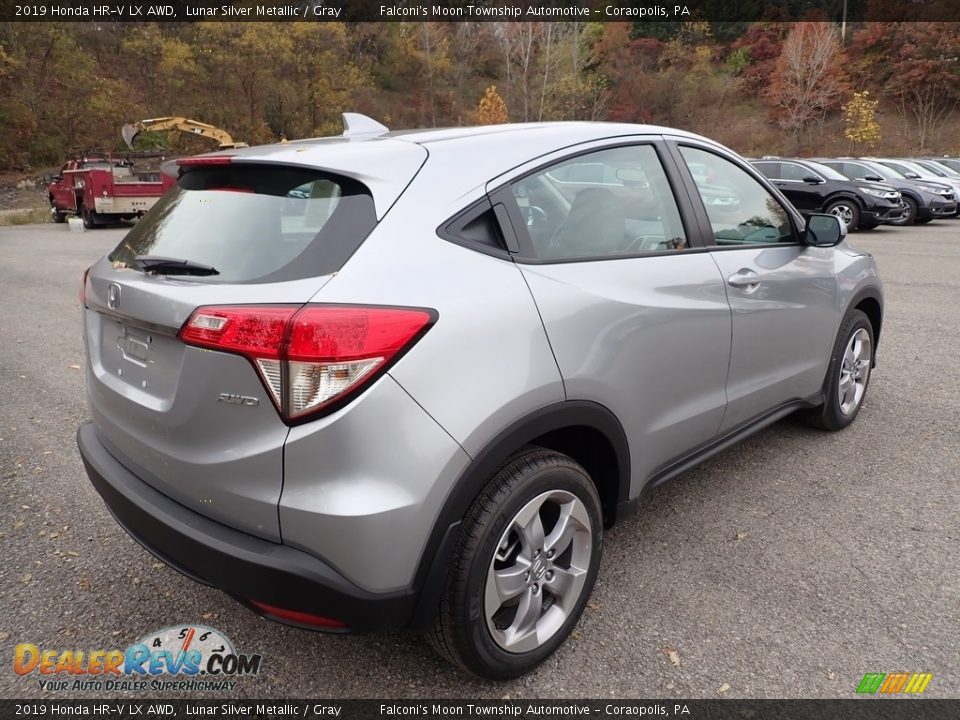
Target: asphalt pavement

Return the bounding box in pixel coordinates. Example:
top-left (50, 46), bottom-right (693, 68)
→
top-left (0, 222), bottom-right (957, 699)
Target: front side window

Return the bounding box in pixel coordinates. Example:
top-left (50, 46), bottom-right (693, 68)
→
top-left (839, 162), bottom-right (871, 181)
top-left (779, 163), bottom-right (819, 182)
top-left (509, 145), bottom-right (688, 260)
top-left (679, 146), bottom-right (795, 246)
top-left (807, 161), bottom-right (849, 181)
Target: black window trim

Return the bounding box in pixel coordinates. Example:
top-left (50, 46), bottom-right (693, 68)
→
top-left (664, 138), bottom-right (806, 252)
top-left (485, 138), bottom-right (706, 265)
top-left (436, 196), bottom-right (514, 260)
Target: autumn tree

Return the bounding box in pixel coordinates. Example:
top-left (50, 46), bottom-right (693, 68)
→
top-left (593, 23), bottom-right (663, 123)
top-left (764, 22), bottom-right (849, 152)
top-left (729, 22), bottom-right (789, 96)
top-left (852, 22), bottom-right (960, 150)
top-left (843, 91), bottom-right (881, 152)
top-left (492, 22), bottom-right (543, 122)
top-left (654, 24), bottom-right (740, 132)
top-left (476, 86), bottom-right (508, 125)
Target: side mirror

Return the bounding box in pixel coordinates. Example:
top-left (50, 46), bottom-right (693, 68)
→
top-left (804, 213), bottom-right (845, 247)
top-left (803, 176), bottom-right (824, 184)
top-left (42, 174), bottom-right (52, 184)
top-left (905, 172), bottom-right (920, 179)
top-left (865, 174), bottom-right (884, 182)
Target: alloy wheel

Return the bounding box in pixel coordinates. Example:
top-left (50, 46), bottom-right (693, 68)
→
top-left (838, 328), bottom-right (872, 415)
top-left (484, 489), bottom-right (592, 653)
top-left (829, 203), bottom-right (855, 231)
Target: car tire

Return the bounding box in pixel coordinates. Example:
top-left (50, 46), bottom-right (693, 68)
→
top-left (889, 197), bottom-right (918, 226)
top-left (804, 309), bottom-right (874, 432)
top-left (52, 209), bottom-right (67, 224)
top-left (824, 199), bottom-right (860, 233)
top-left (81, 206), bottom-right (98, 229)
top-left (428, 447), bottom-right (603, 679)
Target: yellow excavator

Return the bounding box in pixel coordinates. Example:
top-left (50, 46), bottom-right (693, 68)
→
top-left (122, 117), bottom-right (250, 150)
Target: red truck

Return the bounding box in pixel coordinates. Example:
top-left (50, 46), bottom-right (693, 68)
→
top-left (46, 156), bottom-right (175, 228)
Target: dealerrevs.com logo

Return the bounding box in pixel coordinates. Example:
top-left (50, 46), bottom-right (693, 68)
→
top-left (13, 625), bottom-right (261, 692)
top-left (856, 672), bottom-right (933, 695)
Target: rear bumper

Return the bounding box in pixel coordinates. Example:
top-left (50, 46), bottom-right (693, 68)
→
top-left (77, 422), bottom-right (416, 633)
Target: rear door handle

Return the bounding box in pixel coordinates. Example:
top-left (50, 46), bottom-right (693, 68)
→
top-left (727, 269), bottom-right (761, 290)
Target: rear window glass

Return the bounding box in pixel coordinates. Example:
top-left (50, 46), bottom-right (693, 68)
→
top-left (109, 165), bottom-right (376, 283)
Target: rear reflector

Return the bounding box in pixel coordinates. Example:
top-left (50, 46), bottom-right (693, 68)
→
top-left (249, 600), bottom-right (347, 629)
top-left (179, 304), bottom-right (435, 423)
top-left (80, 266), bottom-right (90, 307)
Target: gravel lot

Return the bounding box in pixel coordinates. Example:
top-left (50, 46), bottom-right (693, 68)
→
top-left (1, 221), bottom-right (957, 699)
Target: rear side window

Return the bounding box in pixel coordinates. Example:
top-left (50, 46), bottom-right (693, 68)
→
top-left (109, 165), bottom-right (377, 283)
top-left (752, 162), bottom-right (779, 179)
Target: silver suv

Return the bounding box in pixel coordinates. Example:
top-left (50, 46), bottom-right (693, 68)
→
top-left (78, 116), bottom-right (883, 679)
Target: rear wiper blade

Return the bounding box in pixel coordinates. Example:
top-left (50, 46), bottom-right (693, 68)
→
top-left (132, 255), bottom-right (219, 276)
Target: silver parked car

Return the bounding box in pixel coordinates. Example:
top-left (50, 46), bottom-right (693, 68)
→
top-left (78, 116), bottom-right (883, 679)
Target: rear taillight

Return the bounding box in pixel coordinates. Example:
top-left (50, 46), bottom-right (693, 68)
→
top-left (179, 304), bottom-right (435, 424)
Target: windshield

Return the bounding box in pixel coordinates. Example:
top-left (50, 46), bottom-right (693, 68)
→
top-left (867, 162), bottom-right (904, 180)
top-left (914, 161), bottom-right (947, 177)
top-left (884, 159), bottom-right (927, 177)
top-left (109, 165), bottom-right (376, 283)
top-left (805, 161), bottom-right (849, 181)
top-left (920, 161), bottom-right (959, 178)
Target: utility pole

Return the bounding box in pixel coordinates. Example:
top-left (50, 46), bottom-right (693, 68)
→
top-left (841, 0), bottom-right (848, 44)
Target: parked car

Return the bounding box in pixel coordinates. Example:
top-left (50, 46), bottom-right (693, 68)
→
top-left (816, 158), bottom-right (957, 225)
top-left (77, 116), bottom-right (883, 679)
top-left (869, 157), bottom-right (960, 214)
top-left (911, 158), bottom-right (960, 182)
top-left (749, 157), bottom-right (904, 232)
top-left (929, 157), bottom-right (960, 175)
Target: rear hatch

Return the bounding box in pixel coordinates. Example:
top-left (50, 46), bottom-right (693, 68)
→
top-left (82, 159), bottom-right (395, 541)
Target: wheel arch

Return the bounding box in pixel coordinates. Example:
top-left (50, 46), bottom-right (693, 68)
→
top-left (899, 189), bottom-right (922, 205)
top-left (408, 400), bottom-right (630, 630)
top-left (843, 285), bottom-right (883, 367)
top-left (823, 192), bottom-right (865, 212)
top-left (852, 292), bottom-right (883, 361)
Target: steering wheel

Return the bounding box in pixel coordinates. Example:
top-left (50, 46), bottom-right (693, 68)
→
top-left (519, 205), bottom-right (549, 228)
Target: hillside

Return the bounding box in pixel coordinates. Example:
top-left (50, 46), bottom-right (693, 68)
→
top-left (1, 20), bottom-right (958, 175)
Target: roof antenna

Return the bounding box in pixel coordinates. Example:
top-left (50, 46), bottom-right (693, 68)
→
top-left (342, 113), bottom-right (389, 138)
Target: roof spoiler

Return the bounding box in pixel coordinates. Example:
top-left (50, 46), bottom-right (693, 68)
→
top-left (342, 113), bottom-right (389, 138)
